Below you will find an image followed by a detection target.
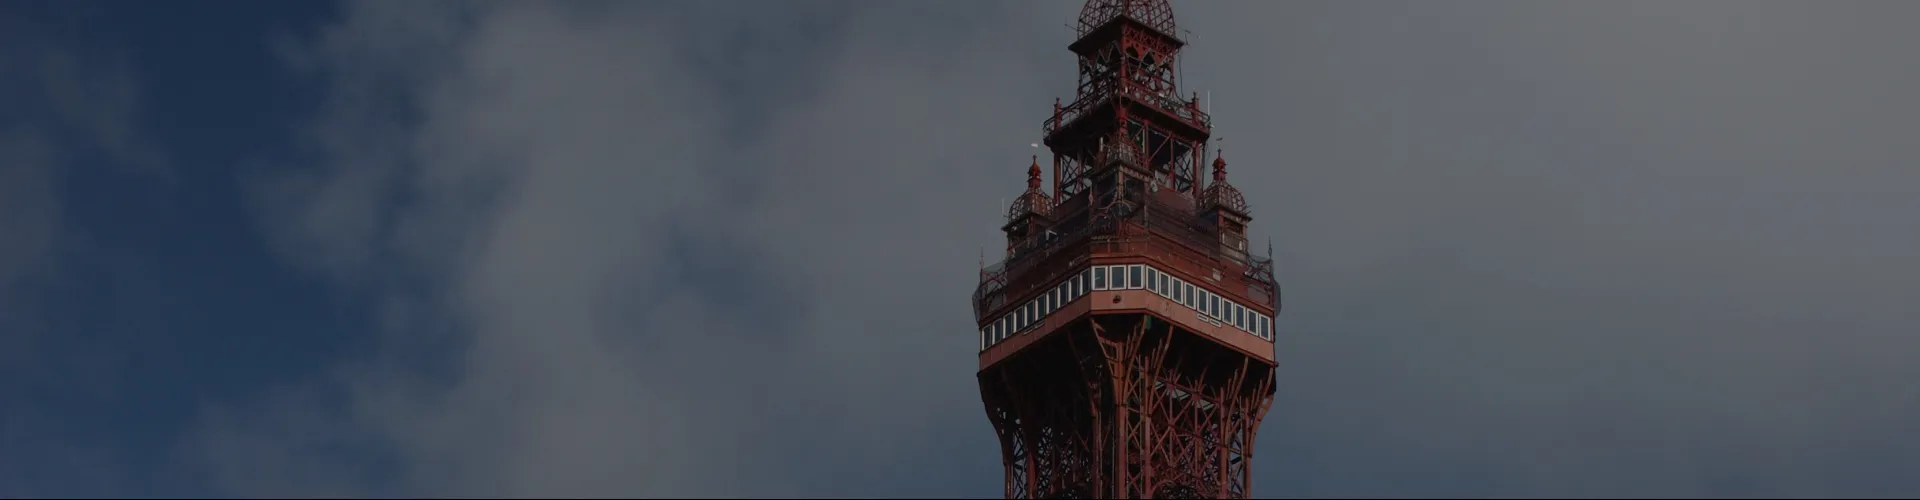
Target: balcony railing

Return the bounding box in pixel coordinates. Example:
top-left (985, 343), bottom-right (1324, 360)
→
top-left (1043, 83), bottom-right (1213, 140)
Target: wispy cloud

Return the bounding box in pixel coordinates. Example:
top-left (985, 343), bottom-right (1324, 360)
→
top-left (0, 26), bottom-right (167, 500)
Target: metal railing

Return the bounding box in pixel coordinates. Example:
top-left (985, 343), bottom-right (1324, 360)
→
top-left (1043, 84), bottom-right (1213, 139)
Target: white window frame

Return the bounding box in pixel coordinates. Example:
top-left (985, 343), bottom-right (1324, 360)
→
top-left (1128, 265), bottom-right (1144, 289)
top-left (1145, 268), bottom-right (1160, 295)
top-left (1093, 267), bottom-right (1108, 290)
top-left (1182, 283), bottom-right (1194, 308)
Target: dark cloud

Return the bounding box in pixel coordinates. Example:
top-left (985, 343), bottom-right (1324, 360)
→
top-left (212, 0), bottom-right (1920, 498)
top-left (1180, 2), bottom-right (1920, 497)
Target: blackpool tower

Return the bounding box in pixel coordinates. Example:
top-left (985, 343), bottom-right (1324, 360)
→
top-left (972, 0), bottom-right (1280, 498)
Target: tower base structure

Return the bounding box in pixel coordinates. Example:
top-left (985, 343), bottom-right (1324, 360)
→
top-left (979, 314), bottom-right (1275, 499)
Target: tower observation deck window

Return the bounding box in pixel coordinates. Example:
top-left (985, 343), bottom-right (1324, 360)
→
top-left (980, 264), bottom-right (1275, 350)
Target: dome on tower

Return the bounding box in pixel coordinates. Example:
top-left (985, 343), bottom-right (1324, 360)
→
top-left (1077, 0), bottom-right (1177, 38)
top-left (1007, 156), bottom-right (1053, 221)
top-left (1201, 153), bottom-right (1249, 216)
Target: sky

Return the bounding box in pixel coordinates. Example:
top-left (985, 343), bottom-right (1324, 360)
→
top-left (3, 0), bottom-right (1920, 497)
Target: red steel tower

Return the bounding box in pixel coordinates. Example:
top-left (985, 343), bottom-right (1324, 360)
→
top-left (974, 1), bottom-right (1280, 498)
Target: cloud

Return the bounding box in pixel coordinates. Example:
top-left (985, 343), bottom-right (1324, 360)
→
top-left (214, 0), bottom-right (1920, 498)
top-left (1177, 2), bottom-right (1920, 496)
top-left (0, 28), bottom-right (166, 499)
top-left (214, 1), bottom-right (1075, 497)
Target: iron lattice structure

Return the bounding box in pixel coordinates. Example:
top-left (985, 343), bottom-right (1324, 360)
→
top-left (974, 1), bottom-right (1281, 498)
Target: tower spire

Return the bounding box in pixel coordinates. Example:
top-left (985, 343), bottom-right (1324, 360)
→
top-left (1027, 156), bottom-right (1043, 190)
top-left (1213, 149), bottom-right (1227, 184)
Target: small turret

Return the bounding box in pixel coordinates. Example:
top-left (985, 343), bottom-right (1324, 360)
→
top-left (1003, 156), bottom-right (1055, 257)
top-left (1200, 151), bottom-right (1251, 262)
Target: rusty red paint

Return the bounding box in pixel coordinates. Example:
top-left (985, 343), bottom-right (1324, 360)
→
top-left (975, 1), bottom-right (1281, 498)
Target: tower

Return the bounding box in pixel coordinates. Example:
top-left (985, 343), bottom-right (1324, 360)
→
top-left (973, 1), bottom-right (1281, 498)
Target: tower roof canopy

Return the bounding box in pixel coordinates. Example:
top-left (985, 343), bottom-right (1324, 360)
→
top-left (1077, 0), bottom-right (1177, 39)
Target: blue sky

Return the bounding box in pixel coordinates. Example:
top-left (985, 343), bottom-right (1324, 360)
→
top-left (7, 0), bottom-right (1920, 497)
top-left (2, 1), bottom-right (351, 495)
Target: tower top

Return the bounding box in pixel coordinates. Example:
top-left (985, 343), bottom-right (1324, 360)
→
top-left (1077, 0), bottom-right (1178, 39)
